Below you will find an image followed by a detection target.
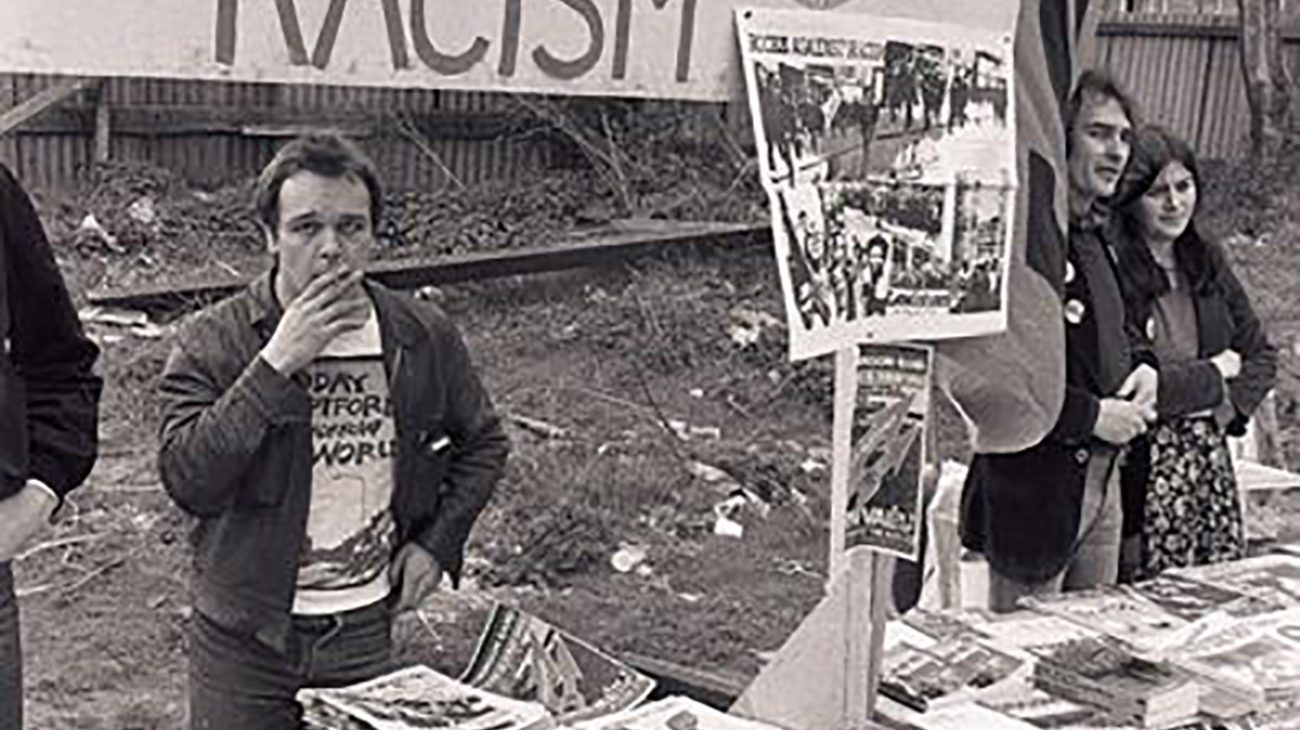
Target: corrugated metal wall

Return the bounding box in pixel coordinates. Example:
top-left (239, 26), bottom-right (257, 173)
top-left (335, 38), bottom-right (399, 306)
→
top-left (1096, 11), bottom-right (1297, 161)
top-left (0, 74), bottom-right (552, 192)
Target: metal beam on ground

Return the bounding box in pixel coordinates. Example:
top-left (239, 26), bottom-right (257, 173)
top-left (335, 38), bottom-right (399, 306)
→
top-left (86, 221), bottom-right (770, 312)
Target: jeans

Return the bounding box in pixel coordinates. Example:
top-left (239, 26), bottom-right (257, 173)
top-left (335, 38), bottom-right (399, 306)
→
top-left (188, 600), bottom-right (393, 730)
top-left (987, 450), bottom-right (1123, 612)
top-left (0, 562), bottom-right (20, 730)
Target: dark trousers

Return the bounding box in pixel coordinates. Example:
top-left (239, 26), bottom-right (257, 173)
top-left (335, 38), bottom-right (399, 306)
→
top-left (188, 600), bottom-right (393, 730)
top-left (0, 562), bottom-right (20, 730)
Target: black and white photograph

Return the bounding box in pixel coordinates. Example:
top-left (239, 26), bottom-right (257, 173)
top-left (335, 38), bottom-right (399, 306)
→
top-left (738, 9), bottom-right (1015, 189)
top-left (9, 0), bottom-right (1300, 728)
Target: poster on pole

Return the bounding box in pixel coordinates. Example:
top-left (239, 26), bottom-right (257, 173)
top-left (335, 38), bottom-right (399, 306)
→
top-left (736, 8), bottom-right (1016, 359)
top-left (844, 343), bottom-right (931, 560)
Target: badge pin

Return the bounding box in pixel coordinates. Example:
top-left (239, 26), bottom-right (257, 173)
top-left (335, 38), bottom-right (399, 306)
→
top-left (1064, 261), bottom-right (1076, 285)
top-left (1146, 317), bottom-right (1157, 340)
top-left (1065, 299), bottom-right (1086, 325)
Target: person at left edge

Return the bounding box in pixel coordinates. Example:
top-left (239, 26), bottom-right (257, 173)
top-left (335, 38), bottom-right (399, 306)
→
top-left (156, 133), bottom-right (509, 730)
top-left (0, 162), bottom-right (103, 730)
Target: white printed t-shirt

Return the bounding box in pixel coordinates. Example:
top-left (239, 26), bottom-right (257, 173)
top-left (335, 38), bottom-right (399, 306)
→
top-left (291, 303), bottom-right (398, 615)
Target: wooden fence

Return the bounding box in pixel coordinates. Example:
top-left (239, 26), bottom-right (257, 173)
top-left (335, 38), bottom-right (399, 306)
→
top-left (0, 75), bottom-right (555, 192)
top-left (1096, 11), bottom-right (1300, 161)
top-left (2, 12), bottom-right (1296, 190)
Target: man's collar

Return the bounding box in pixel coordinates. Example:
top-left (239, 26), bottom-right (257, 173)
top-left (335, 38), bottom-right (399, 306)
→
top-left (1070, 200), bottom-right (1112, 233)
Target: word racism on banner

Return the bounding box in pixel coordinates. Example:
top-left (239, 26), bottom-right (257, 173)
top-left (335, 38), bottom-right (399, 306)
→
top-left (0, 1), bottom-right (1017, 100)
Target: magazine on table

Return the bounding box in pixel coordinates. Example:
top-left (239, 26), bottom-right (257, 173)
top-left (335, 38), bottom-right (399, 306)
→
top-left (1028, 635), bottom-right (1200, 729)
top-left (461, 603), bottom-right (655, 724)
top-left (298, 665), bottom-right (555, 730)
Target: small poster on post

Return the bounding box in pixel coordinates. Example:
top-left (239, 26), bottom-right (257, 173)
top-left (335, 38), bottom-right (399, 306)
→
top-left (737, 8), bottom-right (1017, 358)
top-left (845, 343), bottom-right (931, 560)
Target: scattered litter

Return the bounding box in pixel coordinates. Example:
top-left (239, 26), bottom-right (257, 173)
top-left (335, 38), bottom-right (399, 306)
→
top-left (727, 307), bottom-right (782, 348)
top-left (668, 420), bottom-right (722, 441)
top-left (687, 461), bottom-right (732, 483)
top-left (127, 196), bottom-right (158, 225)
top-left (713, 514), bottom-right (744, 538)
top-left (688, 388), bottom-right (704, 399)
top-left (677, 592), bottom-right (703, 603)
top-left (799, 458), bottom-right (827, 475)
top-left (712, 494), bottom-right (753, 538)
top-left (76, 213), bottom-right (122, 252)
top-left (79, 306), bottom-right (167, 339)
top-left (766, 369), bottom-right (781, 384)
top-left (610, 544), bottom-right (648, 573)
top-left (507, 413), bottom-right (569, 440)
top-left (775, 557), bottom-right (823, 580)
top-left (634, 564), bottom-right (654, 578)
top-left (807, 446), bottom-right (833, 463)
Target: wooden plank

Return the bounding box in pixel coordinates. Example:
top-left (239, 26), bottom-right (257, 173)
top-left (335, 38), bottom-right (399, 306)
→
top-left (0, 77), bottom-right (93, 136)
top-left (86, 222), bottom-right (769, 312)
top-left (621, 653), bottom-right (748, 710)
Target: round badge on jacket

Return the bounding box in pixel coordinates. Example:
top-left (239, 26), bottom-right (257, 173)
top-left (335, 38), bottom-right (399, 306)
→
top-left (1064, 299), bottom-right (1086, 325)
top-left (1064, 261), bottom-right (1076, 285)
top-left (1146, 317), bottom-right (1156, 340)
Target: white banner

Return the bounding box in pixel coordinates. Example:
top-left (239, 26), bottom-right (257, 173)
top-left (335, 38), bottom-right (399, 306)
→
top-left (0, 1), bottom-right (1017, 101)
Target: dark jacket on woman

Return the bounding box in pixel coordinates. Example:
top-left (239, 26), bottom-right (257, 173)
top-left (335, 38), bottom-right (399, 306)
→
top-left (157, 273), bottom-right (508, 653)
top-left (960, 209), bottom-right (1157, 584)
top-left (1116, 230), bottom-right (1277, 536)
top-left (0, 163), bottom-right (101, 504)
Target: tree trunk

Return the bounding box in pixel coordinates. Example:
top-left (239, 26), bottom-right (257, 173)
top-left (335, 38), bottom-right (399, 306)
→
top-left (1238, 0), bottom-right (1292, 162)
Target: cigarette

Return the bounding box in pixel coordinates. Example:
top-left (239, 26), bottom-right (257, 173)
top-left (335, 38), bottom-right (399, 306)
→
top-left (428, 436), bottom-right (452, 453)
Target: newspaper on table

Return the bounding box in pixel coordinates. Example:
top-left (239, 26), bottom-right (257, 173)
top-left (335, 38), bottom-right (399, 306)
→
top-left (460, 603), bottom-right (655, 724)
top-left (844, 343), bottom-right (932, 560)
top-left (298, 665), bottom-right (555, 730)
top-left (1167, 553), bottom-right (1300, 611)
top-left (1164, 607), bottom-right (1300, 720)
top-left (1019, 585), bottom-right (1191, 655)
top-left (736, 8), bottom-right (1017, 358)
top-left (1125, 572), bottom-right (1277, 621)
top-left (571, 696), bottom-right (784, 730)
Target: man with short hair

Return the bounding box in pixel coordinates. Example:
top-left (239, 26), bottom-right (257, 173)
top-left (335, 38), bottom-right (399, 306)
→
top-left (157, 133), bottom-right (508, 729)
top-left (960, 71), bottom-right (1158, 611)
top-left (0, 163), bottom-right (102, 729)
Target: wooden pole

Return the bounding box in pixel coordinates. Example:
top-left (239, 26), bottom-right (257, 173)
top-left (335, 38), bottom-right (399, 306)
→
top-left (94, 82), bottom-right (111, 163)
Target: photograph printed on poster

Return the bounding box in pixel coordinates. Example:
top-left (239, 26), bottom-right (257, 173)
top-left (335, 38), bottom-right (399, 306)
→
top-left (738, 9), bottom-right (1014, 190)
top-left (771, 179), bottom-right (1012, 358)
top-left (738, 8), bottom-right (1016, 358)
top-left (845, 343), bottom-right (931, 560)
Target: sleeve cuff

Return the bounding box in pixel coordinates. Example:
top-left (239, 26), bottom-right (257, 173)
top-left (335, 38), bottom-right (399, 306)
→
top-left (26, 478), bottom-right (60, 522)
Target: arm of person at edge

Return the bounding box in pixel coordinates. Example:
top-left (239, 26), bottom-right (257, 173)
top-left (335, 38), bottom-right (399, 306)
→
top-left (391, 317), bottom-right (509, 613)
top-left (156, 268), bottom-right (365, 516)
top-left (1214, 242), bottom-right (1277, 434)
top-left (0, 164), bottom-right (103, 561)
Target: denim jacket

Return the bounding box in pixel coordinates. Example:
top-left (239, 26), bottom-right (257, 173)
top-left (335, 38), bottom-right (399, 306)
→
top-left (157, 272), bottom-right (507, 651)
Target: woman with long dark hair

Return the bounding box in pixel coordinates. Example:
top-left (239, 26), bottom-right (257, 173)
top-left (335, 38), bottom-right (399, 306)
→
top-left (1111, 125), bottom-right (1277, 581)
